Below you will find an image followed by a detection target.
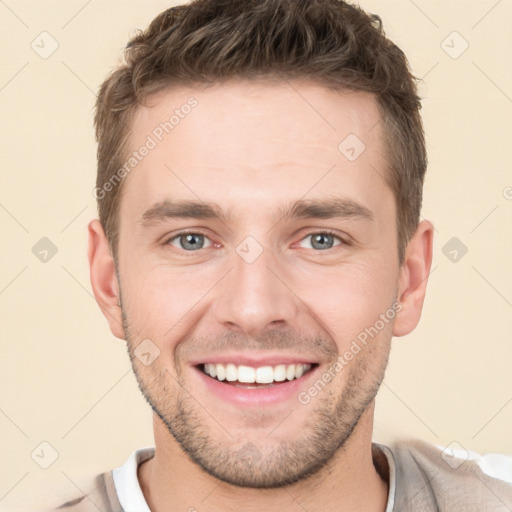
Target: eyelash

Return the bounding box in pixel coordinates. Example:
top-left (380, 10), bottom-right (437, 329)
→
top-left (163, 229), bottom-right (349, 253)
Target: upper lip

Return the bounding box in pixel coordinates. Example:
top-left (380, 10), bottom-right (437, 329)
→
top-left (190, 353), bottom-right (319, 368)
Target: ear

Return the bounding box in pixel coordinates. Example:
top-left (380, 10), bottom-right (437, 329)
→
top-left (393, 220), bottom-right (434, 337)
top-left (87, 219), bottom-right (125, 340)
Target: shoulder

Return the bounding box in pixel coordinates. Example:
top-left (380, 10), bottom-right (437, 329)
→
top-left (40, 471), bottom-right (123, 512)
top-left (388, 438), bottom-right (512, 511)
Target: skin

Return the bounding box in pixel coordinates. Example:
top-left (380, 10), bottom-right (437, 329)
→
top-left (88, 79), bottom-right (433, 512)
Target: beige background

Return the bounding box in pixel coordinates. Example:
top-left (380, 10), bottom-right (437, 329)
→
top-left (1, 0), bottom-right (511, 509)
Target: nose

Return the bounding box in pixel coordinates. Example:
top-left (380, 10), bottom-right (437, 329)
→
top-left (212, 243), bottom-right (299, 337)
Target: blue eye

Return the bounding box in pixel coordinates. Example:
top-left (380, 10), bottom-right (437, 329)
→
top-left (167, 232), bottom-right (213, 251)
top-left (164, 230), bottom-right (346, 253)
top-left (298, 232), bottom-right (343, 250)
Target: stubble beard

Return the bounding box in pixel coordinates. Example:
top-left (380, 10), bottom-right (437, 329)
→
top-left (121, 307), bottom-right (392, 489)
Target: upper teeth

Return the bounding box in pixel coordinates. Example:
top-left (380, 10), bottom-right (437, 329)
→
top-left (203, 363), bottom-right (312, 383)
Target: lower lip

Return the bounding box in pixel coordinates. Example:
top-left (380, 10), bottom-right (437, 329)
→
top-left (193, 365), bottom-right (320, 406)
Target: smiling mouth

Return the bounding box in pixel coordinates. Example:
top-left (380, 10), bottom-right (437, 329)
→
top-left (197, 362), bottom-right (319, 388)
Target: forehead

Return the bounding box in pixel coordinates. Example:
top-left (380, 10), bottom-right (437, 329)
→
top-left (119, 79), bottom-right (390, 225)
top-left (130, 79), bottom-right (383, 160)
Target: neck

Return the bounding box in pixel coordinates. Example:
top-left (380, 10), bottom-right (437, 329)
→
top-left (138, 404), bottom-right (389, 512)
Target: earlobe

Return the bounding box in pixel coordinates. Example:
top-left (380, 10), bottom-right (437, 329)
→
top-left (87, 219), bottom-right (125, 340)
top-left (393, 220), bottom-right (434, 337)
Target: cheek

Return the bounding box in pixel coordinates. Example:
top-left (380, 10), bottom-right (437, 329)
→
top-left (290, 259), bottom-right (397, 347)
top-left (121, 261), bottom-right (214, 339)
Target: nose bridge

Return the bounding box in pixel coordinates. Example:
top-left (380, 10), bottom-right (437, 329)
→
top-left (213, 239), bottom-right (297, 335)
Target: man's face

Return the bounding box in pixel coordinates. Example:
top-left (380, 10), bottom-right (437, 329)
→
top-left (115, 80), bottom-right (402, 487)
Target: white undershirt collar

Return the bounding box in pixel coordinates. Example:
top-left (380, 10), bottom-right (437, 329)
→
top-left (112, 444), bottom-right (397, 512)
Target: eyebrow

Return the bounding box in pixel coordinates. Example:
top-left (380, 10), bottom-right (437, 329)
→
top-left (138, 197), bottom-right (374, 227)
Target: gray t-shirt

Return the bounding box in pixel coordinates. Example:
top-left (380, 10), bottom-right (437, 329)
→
top-left (51, 439), bottom-right (512, 511)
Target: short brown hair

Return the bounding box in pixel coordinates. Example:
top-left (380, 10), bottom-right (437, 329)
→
top-left (94, 0), bottom-right (426, 265)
